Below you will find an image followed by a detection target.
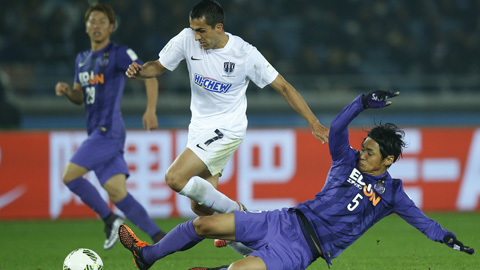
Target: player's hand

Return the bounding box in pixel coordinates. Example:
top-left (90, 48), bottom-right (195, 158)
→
top-left (362, 90), bottom-right (399, 108)
top-left (126, 62), bottom-right (143, 78)
top-left (55, 82), bottom-right (69, 96)
top-left (142, 110), bottom-right (158, 131)
top-left (311, 120), bottom-right (329, 144)
top-left (443, 234), bottom-right (475, 255)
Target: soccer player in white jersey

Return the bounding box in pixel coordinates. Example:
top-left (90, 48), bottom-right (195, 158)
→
top-left (125, 0), bottom-right (328, 254)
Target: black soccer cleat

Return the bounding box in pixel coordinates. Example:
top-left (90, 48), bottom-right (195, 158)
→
top-left (119, 224), bottom-right (153, 270)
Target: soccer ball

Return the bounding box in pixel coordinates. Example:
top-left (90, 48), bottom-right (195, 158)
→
top-left (63, 248), bottom-right (104, 270)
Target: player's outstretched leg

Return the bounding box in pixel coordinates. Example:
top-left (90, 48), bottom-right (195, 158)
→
top-left (118, 224), bottom-right (153, 270)
top-left (103, 213), bottom-right (125, 250)
top-left (114, 193), bottom-right (166, 244)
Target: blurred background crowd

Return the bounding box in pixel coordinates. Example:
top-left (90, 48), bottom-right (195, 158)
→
top-left (1, 0), bottom-right (479, 128)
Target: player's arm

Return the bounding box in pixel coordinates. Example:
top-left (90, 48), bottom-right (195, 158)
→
top-left (269, 74), bottom-right (328, 143)
top-left (140, 77), bottom-right (159, 131)
top-left (328, 94), bottom-right (364, 162)
top-left (329, 91), bottom-right (399, 162)
top-left (394, 186), bottom-right (474, 255)
top-left (126, 60), bottom-right (167, 79)
top-left (55, 82), bottom-right (84, 105)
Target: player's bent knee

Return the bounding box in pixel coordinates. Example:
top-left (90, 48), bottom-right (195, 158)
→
top-left (62, 176), bottom-right (73, 185)
top-left (61, 163), bottom-right (88, 184)
top-left (106, 189), bottom-right (127, 203)
top-left (228, 261), bottom-right (252, 270)
top-left (165, 169), bottom-right (186, 192)
top-left (61, 170), bottom-right (78, 184)
top-left (192, 216), bottom-right (215, 237)
top-left (103, 184), bottom-right (127, 203)
top-left (229, 256), bottom-right (267, 270)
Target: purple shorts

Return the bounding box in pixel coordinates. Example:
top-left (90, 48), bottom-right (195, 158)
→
top-left (234, 209), bottom-right (315, 270)
top-left (70, 131), bottom-right (129, 184)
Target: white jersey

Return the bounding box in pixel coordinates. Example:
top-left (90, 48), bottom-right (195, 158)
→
top-left (159, 28), bottom-right (279, 138)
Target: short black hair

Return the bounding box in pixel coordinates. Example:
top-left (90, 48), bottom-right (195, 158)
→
top-left (190, 0), bottom-right (225, 28)
top-left (367, 123), bottom-right (405, 163)
top-left (85, 3), bottom-right (116, 25)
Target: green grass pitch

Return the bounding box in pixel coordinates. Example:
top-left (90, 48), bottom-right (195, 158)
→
top-left (2, 212), bottom-right (478, 269)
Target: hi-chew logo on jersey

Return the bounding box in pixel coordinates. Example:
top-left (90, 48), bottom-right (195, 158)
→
top-left (78, 71), bottom-right (104, 86)
top-left (194, 73), bottom-right (232, 93)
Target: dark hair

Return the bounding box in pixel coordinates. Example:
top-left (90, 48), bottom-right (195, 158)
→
top-left (190, 0), bottom-right (225, 28)
top-left (84, 3), bottom-right (116, 26)
top-left (367, 123), bottom-right (405, 163)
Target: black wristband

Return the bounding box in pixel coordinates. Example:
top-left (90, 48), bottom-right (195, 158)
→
top-left (361, 94), bottom-right (369, 108)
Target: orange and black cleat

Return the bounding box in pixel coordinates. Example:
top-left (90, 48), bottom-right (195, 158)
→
top-left (118, 224), bottom-right (153, 270)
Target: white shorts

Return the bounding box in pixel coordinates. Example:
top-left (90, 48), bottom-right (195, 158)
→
top-left (187, 128), bottom-right (243, 176)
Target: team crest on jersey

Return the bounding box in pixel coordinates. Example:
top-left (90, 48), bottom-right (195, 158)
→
top-left (194, 73), bottom-right (232, 93)
top-left (100, 52), bottom-right (109, 66)
top-left (224, 61), bottom-right (235, 75)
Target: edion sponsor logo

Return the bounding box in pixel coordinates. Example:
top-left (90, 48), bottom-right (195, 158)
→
top-left (78, 71), bottom-right (104, 86)
top-left (347, 168), bottom-right (365, 190)
top-left (346, 168), bottom-right (381, 211)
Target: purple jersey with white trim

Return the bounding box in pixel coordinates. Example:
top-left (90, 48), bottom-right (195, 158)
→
top-left (295, 95), bottom-right (452, 264)
top-left (74, 42), bottom-right (142, 138)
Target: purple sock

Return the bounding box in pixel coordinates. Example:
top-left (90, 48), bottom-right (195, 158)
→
top-left (66, 177), bottom-right (111, 219)
top-left (115, 193), bottom-right (165, 239)
top-left (143, 219), bottom-right (203, 263)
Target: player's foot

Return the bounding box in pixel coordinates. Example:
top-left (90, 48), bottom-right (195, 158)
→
top-left (188, 266), bottom-right (230, 270)
top-left (103, 213), bottom-right (125, 250)
top-left (119, 224), bottom-right (153, 270)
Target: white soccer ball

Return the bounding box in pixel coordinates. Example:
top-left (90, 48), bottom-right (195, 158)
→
top-left (63, 248), bottom-right (104, 270)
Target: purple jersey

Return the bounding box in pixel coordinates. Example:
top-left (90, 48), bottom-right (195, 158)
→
top-left (295, 95), bottom-right (452, 265)
top-left (74, 42), bottom-right (142, 138)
